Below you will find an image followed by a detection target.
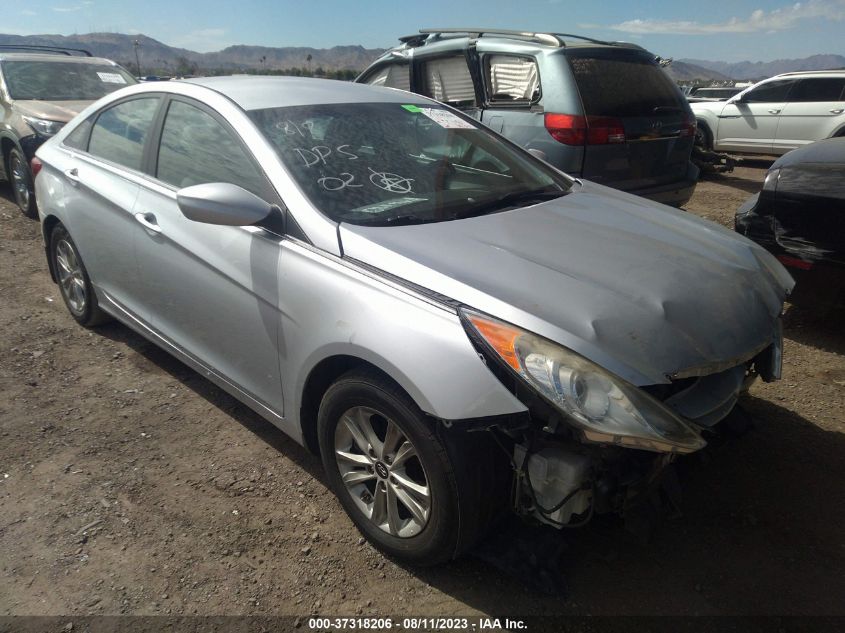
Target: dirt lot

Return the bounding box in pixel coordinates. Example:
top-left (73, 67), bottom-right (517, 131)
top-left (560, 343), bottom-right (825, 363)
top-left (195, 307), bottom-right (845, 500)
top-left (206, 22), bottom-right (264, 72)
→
top-left (1, 162), bottom-right (844, 619)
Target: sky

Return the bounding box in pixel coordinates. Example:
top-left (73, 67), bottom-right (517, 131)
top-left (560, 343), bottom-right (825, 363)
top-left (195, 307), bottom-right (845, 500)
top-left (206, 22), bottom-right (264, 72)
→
top-left (6, 0), bottom-right (845, 62)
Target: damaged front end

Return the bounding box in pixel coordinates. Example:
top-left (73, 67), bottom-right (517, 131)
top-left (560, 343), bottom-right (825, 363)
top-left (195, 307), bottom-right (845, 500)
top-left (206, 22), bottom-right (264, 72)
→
top-left (461, 308), bottom-right (784, 530)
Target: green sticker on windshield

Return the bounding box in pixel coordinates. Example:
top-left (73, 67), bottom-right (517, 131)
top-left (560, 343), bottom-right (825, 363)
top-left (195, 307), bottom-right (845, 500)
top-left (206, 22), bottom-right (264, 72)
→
top-left (402, 104), bottom-right (422, 113)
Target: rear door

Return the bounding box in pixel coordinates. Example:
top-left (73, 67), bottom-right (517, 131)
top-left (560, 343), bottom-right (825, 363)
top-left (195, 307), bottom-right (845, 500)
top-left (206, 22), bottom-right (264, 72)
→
top-left (774, 77), bottom-right (845, 152)
top-left (715, 79), bottom-right (797, 153)
top-left (59, 95), bottom-right (162, 320)
top-left (565, 48), bottom-right (694, 191)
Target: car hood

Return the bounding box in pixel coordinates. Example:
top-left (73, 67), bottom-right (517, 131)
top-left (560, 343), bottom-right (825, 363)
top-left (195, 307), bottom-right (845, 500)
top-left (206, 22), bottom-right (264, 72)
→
top-left (14, 100), bottom-right (92, 123)
top-left (339, 181), bottom-right (794, 386)
top-left (689, 100), bottom-right (728, 115)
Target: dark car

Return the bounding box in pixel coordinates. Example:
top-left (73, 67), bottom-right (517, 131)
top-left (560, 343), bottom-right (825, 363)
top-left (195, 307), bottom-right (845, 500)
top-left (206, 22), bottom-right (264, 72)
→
top-left (358, 28), bottom-right (698, 207)
top-left (687, 86), bottom-right (743, 103)
top-left (736, 137), bottom-right (845, 299)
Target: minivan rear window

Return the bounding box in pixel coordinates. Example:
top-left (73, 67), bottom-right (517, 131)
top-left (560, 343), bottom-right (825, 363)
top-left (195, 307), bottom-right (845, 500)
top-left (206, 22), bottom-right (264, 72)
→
top-left (567, 49), bottom-right (685, 118)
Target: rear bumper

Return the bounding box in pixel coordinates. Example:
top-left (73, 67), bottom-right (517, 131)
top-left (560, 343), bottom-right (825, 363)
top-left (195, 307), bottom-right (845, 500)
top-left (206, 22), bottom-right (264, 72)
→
top-left (625, 162), bottom-right (700, 208)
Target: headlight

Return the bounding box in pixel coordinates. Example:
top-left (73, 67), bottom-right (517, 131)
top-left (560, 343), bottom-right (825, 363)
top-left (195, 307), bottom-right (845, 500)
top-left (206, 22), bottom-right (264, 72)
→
top-left (23, 116), bottom-right (65, 138)
top-left (762, 168), bottom-right (780, 193)
top-left (463, 311), bottom-right (706, 454)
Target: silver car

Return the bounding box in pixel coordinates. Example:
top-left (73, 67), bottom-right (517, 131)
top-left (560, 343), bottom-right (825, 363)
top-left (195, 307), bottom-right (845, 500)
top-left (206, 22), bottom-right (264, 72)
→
top-left (34, 77), bottom-right (793, 565)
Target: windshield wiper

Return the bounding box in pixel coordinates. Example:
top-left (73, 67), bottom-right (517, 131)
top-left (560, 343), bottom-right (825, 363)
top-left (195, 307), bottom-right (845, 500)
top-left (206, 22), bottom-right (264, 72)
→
top-left (451, 187), bottom-right (567, 219)
top-left (345, 214), bottom-right (434, 227)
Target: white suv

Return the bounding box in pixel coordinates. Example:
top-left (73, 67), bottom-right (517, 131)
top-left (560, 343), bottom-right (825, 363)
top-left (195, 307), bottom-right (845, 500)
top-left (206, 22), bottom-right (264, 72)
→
top-left (691, 71), bottom-right (845, 155)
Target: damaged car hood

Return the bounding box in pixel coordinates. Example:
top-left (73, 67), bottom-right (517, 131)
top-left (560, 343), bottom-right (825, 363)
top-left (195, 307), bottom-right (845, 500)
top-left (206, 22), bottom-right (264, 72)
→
top-left (339, 181), bottom-right (794, 386)
top-left (14, 100), bottom-right (92, 123)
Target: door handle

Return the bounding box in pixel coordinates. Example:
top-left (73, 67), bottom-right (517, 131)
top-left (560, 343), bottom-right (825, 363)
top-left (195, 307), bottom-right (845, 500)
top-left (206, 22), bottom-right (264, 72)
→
top-left (768, 109), bottom-right (781, 114)
top-left (831, 109), bottom-right (844, 114)
top-left (134, 212), bottom-right (162, 234)
top-left (64, 168), bottom-right (80, 186)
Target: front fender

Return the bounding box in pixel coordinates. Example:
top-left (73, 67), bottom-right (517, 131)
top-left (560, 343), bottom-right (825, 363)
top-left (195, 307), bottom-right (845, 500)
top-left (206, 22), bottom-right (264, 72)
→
top-left (281, 242), bottom-right (526, 432)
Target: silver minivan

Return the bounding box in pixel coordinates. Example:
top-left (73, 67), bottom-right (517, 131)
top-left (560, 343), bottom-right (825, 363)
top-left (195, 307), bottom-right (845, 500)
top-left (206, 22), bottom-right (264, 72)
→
top-left (35, 76), bottom-right (792, 565)
top-left (358, 29), bottom-right (699, 207)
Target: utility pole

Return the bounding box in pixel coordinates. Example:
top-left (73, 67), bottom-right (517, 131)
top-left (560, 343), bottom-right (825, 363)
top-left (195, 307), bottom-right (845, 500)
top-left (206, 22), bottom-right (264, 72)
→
top-left (133, 39), bottom-right (142, 78)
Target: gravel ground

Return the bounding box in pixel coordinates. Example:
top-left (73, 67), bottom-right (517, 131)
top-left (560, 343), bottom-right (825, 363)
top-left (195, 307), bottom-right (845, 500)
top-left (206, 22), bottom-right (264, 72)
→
top-left (1, 163), bottom-right (844, 618)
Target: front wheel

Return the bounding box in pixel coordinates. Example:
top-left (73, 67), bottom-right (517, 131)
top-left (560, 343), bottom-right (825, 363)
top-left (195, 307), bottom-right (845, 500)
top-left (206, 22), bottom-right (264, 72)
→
top-left (9, 148), bottom-right (36, 218)
top-left (317, 369), bottom-right (501, 565)
top-left (694, 123), bottom-right (712, 151)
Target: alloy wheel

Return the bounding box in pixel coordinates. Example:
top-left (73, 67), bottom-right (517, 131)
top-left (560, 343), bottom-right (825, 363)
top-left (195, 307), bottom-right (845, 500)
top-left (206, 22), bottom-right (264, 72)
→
top-left (55, 239), bottom-right (87, 315)
top-left (10, 154), bottom-right (31, 212)
top-left (334, 406), bottom-right (431, 537)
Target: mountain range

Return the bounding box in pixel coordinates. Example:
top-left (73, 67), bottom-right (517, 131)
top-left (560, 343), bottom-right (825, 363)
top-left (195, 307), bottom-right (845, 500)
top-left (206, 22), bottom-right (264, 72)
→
top-left (678, 55), bottom-right (845, 80)
top-left (0, 33), bottom-right (384, 74)
top-left (1, 32), bottom-right (842, 82)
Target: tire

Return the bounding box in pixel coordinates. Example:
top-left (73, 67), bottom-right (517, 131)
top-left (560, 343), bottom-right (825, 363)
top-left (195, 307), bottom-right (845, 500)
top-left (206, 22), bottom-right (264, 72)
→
top-left (9, 148), bottom-right (37, 218)
top-left (49, 224), bottom-right (111, 327)
top-left (317, 368), bottom-right (502, 565)
top-left (694, 122), bottom-right (713, 151)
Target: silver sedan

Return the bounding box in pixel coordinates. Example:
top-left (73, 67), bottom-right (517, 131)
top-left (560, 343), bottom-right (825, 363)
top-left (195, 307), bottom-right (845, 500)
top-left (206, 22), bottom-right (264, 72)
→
top-left (34, 77), bottom-right (793, 565)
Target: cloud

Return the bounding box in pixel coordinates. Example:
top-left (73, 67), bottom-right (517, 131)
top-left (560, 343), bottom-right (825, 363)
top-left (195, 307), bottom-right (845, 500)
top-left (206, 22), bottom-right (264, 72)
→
top-left (52, 5), bottom-right (83, 11)
top-left (20, 9), bottom-right (37, 15)
top-left (602, 0), bottom-right (845, 35)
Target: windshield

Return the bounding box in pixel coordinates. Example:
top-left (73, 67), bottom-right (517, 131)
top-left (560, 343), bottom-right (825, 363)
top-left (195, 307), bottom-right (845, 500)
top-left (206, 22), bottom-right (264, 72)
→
top-left (2, 61), bottom-right (136, 101)
top-left (249, 102), bottom-right (570, 225)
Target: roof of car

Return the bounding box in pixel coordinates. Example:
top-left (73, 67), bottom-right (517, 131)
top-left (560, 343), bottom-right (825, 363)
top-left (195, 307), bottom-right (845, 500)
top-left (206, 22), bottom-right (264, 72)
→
top-left (0, 52), bottom-right (119, 64)
top-left (183, 75), bottom-right (426, 111)
top-left (774, 69), bottom-right (845, 78)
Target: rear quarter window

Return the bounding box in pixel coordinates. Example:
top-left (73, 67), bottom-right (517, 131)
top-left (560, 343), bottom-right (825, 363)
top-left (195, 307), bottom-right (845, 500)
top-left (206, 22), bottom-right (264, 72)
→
top-left (485, 55), bottom-right (540, 103)
top-left (567, 49), bottom-right (685, 117)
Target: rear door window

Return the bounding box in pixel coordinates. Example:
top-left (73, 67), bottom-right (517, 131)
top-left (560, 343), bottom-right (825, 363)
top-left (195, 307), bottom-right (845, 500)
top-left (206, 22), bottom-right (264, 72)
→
top-left (788, 78), bottom-right (845, 102)
top-left (485, 55), bottom-right (539, 103)
top-left (419, 56), bottom-right (476, 108)
top-left (155, 100), bottom-right (268, 198)
top-left (566, 49), bottom-right (685, 117)
top-left (88, 97), bottom-right (160, 171)
top-left (362, 64), bottom-right (410, 91)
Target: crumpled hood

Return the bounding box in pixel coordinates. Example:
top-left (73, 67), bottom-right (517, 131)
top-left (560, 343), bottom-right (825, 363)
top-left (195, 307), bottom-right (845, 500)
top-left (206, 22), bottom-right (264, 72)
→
top-left (14, 100), bottom-right (92, 123)
top-left (339, 181), bottom-right (794, 386)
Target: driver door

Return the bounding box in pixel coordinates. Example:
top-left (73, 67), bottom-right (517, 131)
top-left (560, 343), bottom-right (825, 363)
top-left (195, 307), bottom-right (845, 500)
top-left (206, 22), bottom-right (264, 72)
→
top-left (132, 96), bottom-right (287, 417)
top-left (716, 79), bottom-right (798, 153)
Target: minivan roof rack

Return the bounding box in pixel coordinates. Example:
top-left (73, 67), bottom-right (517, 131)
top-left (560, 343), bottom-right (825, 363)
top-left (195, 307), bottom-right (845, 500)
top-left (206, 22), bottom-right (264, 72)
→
top-left (405, 28), bottom-right (622, 48)
top-left (0, 44), bottom-right (93, 57)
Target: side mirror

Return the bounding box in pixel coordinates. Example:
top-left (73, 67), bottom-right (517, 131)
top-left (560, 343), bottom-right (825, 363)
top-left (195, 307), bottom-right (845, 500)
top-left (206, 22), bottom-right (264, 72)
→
top-left (177, 182), bottom-right (273, 226)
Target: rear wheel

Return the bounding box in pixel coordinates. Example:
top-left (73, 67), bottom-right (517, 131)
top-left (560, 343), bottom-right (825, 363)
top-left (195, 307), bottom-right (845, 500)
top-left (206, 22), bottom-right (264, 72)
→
top-left (50, 224), bottom-right (110, 327)
top-left (318, 368), bottom-right (502, 565)
top-left (9, 148), bottom-right (36, 218)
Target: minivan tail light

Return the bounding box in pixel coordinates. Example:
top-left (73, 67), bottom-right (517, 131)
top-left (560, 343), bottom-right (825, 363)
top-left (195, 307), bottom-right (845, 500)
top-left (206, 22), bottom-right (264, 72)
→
top-left (544, 113), bottom-right (626, 146)
top-left (30, 157), bottom-right (43, 178)
top-left (544, 113), bottom-right (586, 145)
top-left (679, 114), bottom-right (696, 138)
